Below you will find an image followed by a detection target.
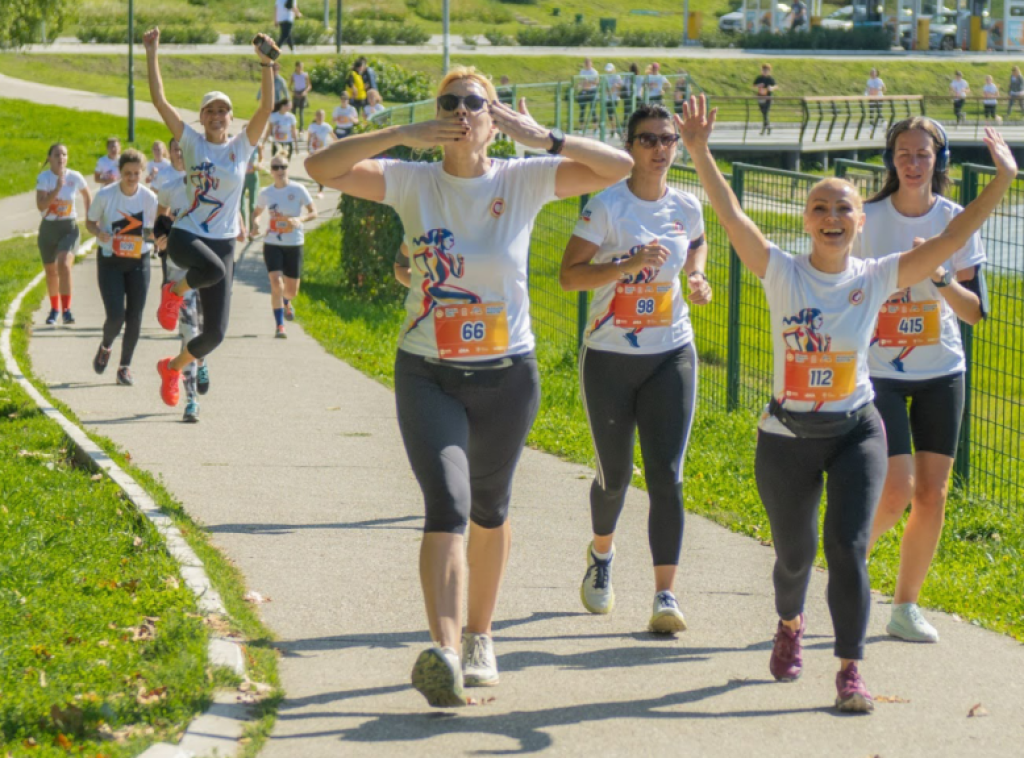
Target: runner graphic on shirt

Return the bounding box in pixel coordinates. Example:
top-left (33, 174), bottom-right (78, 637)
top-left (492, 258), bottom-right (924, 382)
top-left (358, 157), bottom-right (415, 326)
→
top-left (266, 202), bottom-right (294, 242)
top-left (181, 161), bottom-right (225, 233)
top-left (406, 228), bottom-right (481, 334)
top-left (589, 241), bottom-right (659, 349)
top-left (782, 308), bottom-right (831, 352)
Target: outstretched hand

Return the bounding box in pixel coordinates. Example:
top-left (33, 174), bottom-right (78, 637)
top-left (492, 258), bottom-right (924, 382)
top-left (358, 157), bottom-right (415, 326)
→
top-left (143, 27), bottom-right (160, 53)
top-left (983, 127), bottom-right (1018, 176)
top-left (675, 93), bottom-right (717, 150)
top-left (488, 98), bottom-right (550, 150)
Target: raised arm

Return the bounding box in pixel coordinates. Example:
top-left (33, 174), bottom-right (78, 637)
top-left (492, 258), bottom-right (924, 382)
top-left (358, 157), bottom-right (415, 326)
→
top-left (143, 29), bottom-right (184, 142)
top-left (678, 94), bottom-right (770, 279)
top-left (246, 35), bottom-right (277, 146)
top-left (489, 98), bottom-right (633, 199)
top-left (897, 128), bottom-right (1016, 290)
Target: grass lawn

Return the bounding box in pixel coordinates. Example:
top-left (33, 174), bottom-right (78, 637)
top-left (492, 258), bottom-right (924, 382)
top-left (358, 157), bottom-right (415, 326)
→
top-left (1, 236), bottom-right (282, 755)
top-left (0, 99), bottom-right (170, 201)
top-left (296, 210), bottom-right (1024, 643)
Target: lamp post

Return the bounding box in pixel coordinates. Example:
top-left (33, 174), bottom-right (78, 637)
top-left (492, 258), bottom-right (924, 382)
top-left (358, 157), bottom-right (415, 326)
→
top-left (128, 0), bottom-right (135, 142)
top-left (682, 0), bottom-right (690, 45)
top-left (335, 0), bottom-right (342, 53)
top-left (443, 0), bottom-right (450, 74)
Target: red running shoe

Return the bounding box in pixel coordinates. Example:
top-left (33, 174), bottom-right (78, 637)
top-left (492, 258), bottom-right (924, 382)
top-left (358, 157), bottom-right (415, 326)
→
top-left (157, 358), bottom-right (181, 406)
top-left (769, 614), bottom-right (805, 682)
top-left (835, 662), bottom-right (874, 713)
top-left (157, 282), bottom-right (184, 331)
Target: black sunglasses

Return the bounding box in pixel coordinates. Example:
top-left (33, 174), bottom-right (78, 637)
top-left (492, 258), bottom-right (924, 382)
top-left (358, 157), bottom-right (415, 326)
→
top-left (634, 133), bottom-right (680, 148)
top-left (437, 94), bottom-right (488, 113)
top-left (270, 164), bottom-right (289, 170)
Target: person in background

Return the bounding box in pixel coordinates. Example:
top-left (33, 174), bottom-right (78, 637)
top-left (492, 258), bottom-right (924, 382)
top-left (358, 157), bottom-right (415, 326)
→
top-left (673, 72), bottom-right (688, 116)
top-left (362, 58), bottom-right (379, 93)
top-left (642, 62), bottom-right (669, 106)
top-left (332, 92), bottom-right (359, 138)
top-left (982, 75), bottom-right (1000, 124)
top-left (790, 0), bottom-right (807, 31)
top-left (496, 75), bottom-right (514, 106)
top-left (1007, 65), bottom-right (1023, 117)
top-left (865, 68), bottom-right (886, 127)
top-left (578, 57), bottom-right (599, 127)
top-left (265, 99), bottom-right (299, 161)
top-left (94, 137), bottom-right (121, 186)
top-left (147, 140), bottom-right (171, 184)
top-left (291, 61), bottom-right (311, 133)
top-left (275, 0), bottom-right (301, 52)
top-left (306, 109), bottom-right (334, 198)
top-left (622, 63), bottom-right (640, 124)
top-left (364, 89), bottom-right (386, 121)
top-left (950, 71), bottom-right (970, 126)
top-left (241, 138), bottom-right (264, 239)
top-left (603, 63), bottom-right (622, 137)
top-left (753, 63), bottom-right (777, 136)
top-left (346, 58), bottom-right (369, 111)
top-left (256, 60), bottom-right (290, 108)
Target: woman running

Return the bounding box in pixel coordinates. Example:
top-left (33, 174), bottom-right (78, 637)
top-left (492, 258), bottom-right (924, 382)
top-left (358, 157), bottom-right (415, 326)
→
top-left (679, 94), bottom-right (1015, 713)
top-left (94, 137), bottom-right (121, 186)
top-left (306, 66), bottom-right (632, 708)
top-left (265, 100), bottom-right (299, 162)
top-left (331, 92), bottom-right (359, 139)
top-left (85, 149), bottom-right (159, 386)
top-left (36, 143), bottom-right (91, 326)
top-left (144, 26), bottom-right (275, 407)
top-left (146, 140), bottom-right (171, 184)
top-left (306, 109), bottom-right (334, 198)
top-left (859, 117), bottom-right (988, 644)
top-left (253, 158), bottom-right (317, 338)
top-left (363, 89), bottom-right (385, 121)
top-left (559, 103), bottom-right (712, 634)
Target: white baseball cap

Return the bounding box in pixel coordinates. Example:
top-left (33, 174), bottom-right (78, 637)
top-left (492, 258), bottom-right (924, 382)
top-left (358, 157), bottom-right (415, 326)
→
top-left (200, 91), bottom-right (233, 111)
top-left (604, 63), bottom-right (616, 73)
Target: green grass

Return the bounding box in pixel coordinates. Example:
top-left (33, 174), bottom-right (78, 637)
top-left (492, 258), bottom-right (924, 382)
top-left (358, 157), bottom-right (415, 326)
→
top-left (0, 98), bottom-right (170, 201)
top-left (297, 209), bottom-right (1024, 643)
top-left (1, 239), bottom-right (282, 755)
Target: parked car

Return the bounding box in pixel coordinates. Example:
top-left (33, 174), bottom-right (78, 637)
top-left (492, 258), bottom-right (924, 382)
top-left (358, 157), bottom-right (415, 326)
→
top-left (820, 5), bottom-right (854, 30)
top-left (900, 10), bottom-right (984, 49)
top-left (719, 3), bottom-right (791, 33)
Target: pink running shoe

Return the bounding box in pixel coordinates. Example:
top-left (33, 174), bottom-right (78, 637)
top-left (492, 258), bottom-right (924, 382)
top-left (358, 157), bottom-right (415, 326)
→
top-left (835, 662), bottom-right (874, 713)
top-left (157, 358), bottom-right (182, 407)
top-left (157, 282), bottom-right (184, 331)
top-left (769, 614), bottom-right (805, 682)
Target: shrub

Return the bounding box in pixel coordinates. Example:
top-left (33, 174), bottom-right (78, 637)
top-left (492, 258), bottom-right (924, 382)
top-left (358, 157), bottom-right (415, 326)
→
top-left (517, 22), bottom-right (613, 46)
top-left (620, 29), bottom-right (681, 47)
top-left (409, 0), bottom-right (513, 23)
top-left (78, 24), bottom-right (218, 44)
top-left (484, 30), bottom-right (516, 46)
top-left (499, 0), bottom-right (538, 4)
top-left (351, 7), bottom-right (408, 22)
top-left (740, 26), bottom-right (890, 50)
top-left (309, 57), bottom-right (433, 102)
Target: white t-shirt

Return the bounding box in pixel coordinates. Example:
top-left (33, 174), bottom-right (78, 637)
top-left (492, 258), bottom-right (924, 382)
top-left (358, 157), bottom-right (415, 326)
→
top-left (982, 83), bottom-right (999, 104)
top-left (605, 74), bottom-right (623, 101)
top-left (364, 103), bottom-right (385, 119)
top-left (759, 245), bottom-right (901, 436)
top-left (951, 79), bottom-right (970, 98)
top-left (291, 72), bottom-right (309, 92)
top-left (36, 169), bottom-right (88, 221)
top-left (853, 195), bottom-right (986, 380)
top-left (381, 156), bottom-right (562, 361)
top-left (87, 183), bottom-right (158, 259)
top-left (572, 181), bottom-right (704, 355)
top-left (307, 122), bottom-right (334, 152)
top-left (644, 75), bottom-right (670, 97)
top-left (147, 158), bottom-right (171, 183)
top-left (256, 182), bottom-right (314, 246)
top-left (578, 67), bottom-right (599, 90)
top-left (275, 0), bottom-right (296, 24)
top-left (175, 123), bottom-right (255, 239)
top-left (269, 112), bottom-right (297, 143)
top-left (95, 155), bottom-right (120, 183)
top-left (156, 169), bottom-right (189, 218)
top-left (332, 105), bottom-right (358, 127)
top-left (866, 77), bottom-right (885, 96)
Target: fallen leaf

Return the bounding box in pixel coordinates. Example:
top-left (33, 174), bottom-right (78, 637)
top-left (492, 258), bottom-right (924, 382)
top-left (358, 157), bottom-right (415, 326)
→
top-left (22, 737), bottom-right (36, 748)
top-left (244, 591), bottom-right (270, 604)
top-left (131, 619), bottom-right (157, 642)
top-left (968, 703), bottom-right (989, 718)
top-left (55, 734), bottom-right (72, 749)
top-left (39, 670), bottom-right (47, 688)
top-left (91, 473), bottom-right (103, 481)
top-left (875, 695), bottom-right (910, 704)
top-left (136, 685), bottom-right (168, 706)
top-left (132, 536), bottom-right (143, 548)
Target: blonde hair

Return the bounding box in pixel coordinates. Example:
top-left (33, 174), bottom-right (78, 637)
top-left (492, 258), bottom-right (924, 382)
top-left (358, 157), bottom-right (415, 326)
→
top-left (152, 140), bottom-right (167, 154)
top-left (436, 66), bottom-right (497, 102)
top-left (807, 177), bottom-right (862, 210)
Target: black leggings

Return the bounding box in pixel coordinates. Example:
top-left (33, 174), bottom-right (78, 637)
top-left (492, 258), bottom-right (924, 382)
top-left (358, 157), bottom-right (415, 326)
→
top-left (872, 373), bottom-right (965, 458)
top-left (271, 142), bottom-right (295, 161)
top-left (758, 100), bottom-right (772, 127)
top-left (97, 254), bottom-right (150, 367)
top-left (394, 350), bottom-right (540, 535)
top-left (579, 343), bottom-right (698, 566)
top-left (166, 228), bottom-right (234, 360)
top-left (755, 409), bottom-right (888, 661)
top-left (277, 21), bottom-right (294, 51)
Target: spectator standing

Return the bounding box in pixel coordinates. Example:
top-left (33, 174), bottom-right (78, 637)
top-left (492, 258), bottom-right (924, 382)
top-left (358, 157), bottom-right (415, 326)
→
top-left (866, 68), bottom-right (886, 126)
top-left (753, 63), bottom-right (777, 136)
top-left (790, 0), bottom-right (807, 30)
top-left (496, 75), bottom-right (514, 106)
top-left (642, 62), bottom-right (669, 105)
top-left (361, 58), bottom-right (379, 93)
top-left (603, 63), bottom-right (622, 137)
top-left (950, 71), bottom-right (970, 126)
top-left (256, 61), bottom-right (290, 108)
top-left (275, 0), bottom-right (301, 52)
top-left (291, 61), bottom-right (311, 133)
top-left (673, 72), bottom-right (688, 116)
top-left (1008, 65), bottom-right (1024, 117)
top-left (622, 63), bottom-right (640, 124)
top-left (982, 75), bottom-right (1000, 123)
top-left (578, 57), bottom-right (599, 128)
top-left (346, 59), bottom-right (369, 111)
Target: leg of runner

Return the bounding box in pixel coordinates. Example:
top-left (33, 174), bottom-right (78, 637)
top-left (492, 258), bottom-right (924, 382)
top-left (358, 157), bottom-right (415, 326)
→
top-left (179, 290), bottom-right (201, 422)
top-left (114, 259), bottom-right (150, 385)
top-left (281, 244), bottom-right (303, 322)
top-left (95, 259), bottom-right (128, 378)
top-left (263, 243), bottom-right (287, 337)
top-left (38, 219), bottom-right (80, 324)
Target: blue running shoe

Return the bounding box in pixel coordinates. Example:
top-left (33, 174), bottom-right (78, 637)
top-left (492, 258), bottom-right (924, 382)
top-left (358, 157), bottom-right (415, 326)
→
top-left (196, 364), bottom-right (210, 395)
top-left (45, 309), bottom-right (59, 325)
top-left (183, 400), bottom-right (200, 423)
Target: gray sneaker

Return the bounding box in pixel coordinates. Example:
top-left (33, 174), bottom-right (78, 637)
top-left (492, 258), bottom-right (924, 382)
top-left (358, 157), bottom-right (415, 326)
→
top-left (887, 603), bottom-right (939, 643)
top-left (462, 632), bottom-right (499, 687)
top-left (648, 590), bottom-right (687, 634)
top-left (580, 542), bottom-right (615, 614)
top-left (411, 646), bottom-right (465, 708)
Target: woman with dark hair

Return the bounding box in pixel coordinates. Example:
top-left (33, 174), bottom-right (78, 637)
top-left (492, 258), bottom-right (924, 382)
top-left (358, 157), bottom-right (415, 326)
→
top-left (753, 63), bottom-right (777, 136)
top-left (680, 93), bottom-right (1014, 713)
top-left (621, 63), bottom-right (640, 125)
top-left (307, 66), bottom-right (632, 708)
top-left (265, 99), bottom-right (299, 161)
top-left (560, 103), bottom-right (711, 634)
top-left (857, 116), bottom-right (988, 644)
top-left (346, 58), bottom-right (368, 111)
top-left (36, 143), bottom-right (91, 325)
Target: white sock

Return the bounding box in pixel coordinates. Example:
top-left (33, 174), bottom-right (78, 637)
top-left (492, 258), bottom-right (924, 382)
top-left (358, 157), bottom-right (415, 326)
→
top-left (591, 547), bottom-right (613, 561)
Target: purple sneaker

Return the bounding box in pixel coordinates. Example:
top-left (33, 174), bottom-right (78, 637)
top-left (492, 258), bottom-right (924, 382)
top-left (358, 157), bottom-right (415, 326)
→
top-left (769, 615), bottom-right (804, 682)
top-left (835, 662), bottom-right (874, 713)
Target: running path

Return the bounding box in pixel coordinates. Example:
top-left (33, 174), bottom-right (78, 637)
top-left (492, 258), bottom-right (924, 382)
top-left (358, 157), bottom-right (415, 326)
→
top-left (5, 76), bottom-right (1024, 757)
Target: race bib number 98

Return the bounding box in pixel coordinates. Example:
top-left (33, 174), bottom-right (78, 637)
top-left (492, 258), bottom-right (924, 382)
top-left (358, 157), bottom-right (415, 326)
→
top-left (875, 301), bottom-right (941, 347)
top-left (784, 350), bottom-right (857, 403)
top-left (434, 302), bottom-right (509, 359)
top-left (613, 283), bottom-right (673, 328)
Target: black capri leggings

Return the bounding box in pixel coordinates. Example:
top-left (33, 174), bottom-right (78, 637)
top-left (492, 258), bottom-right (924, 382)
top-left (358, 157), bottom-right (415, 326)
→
top-left (872, 372), bottom-right (965, 458)
top-left (166, 228), bottom-right (234, 360)
top-left (394, 349), bottom-right (541, 535)
top-left (758, 99), bottom-right (772, 126)
top-left (579, 342), bottom-right (698, 566)
top-left (97, 254), bottom-right (150, 367)
top-left (263, 243), bottom-right (304, 279)
top-left (755, 408), bottom-right (888, 661)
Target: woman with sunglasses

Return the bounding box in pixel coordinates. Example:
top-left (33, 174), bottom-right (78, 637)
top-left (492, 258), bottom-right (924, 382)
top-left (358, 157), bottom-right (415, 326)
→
top-left (143, 27), bottom-right (275, 408)
top-left (559, 103), bottom-right (711, 635)
top-left (253, 158), bottom-right (317, 337)
top-left (679, 94), bottom-right (1015, 713)
top-left (307, 66), bottom-right (632, 708)
top-left (859, 117), bottom-right (988, 644)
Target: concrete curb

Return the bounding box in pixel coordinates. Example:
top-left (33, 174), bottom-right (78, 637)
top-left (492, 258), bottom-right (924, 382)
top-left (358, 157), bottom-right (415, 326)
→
top-left (0, 238), bottom-right (253, 758)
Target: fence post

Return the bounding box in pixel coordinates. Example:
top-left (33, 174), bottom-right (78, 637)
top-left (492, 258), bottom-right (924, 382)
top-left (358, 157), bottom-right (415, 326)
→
top-left (568, 81), bottom-right (575, 135)
top-left (953, 165), bottom-right (979, 489)
top-left (726, 168), bottom-right (744, 411)
top-left (576, 194), bottom-right (590, 351)
top-left (555, 81), bottom-right (563, 131)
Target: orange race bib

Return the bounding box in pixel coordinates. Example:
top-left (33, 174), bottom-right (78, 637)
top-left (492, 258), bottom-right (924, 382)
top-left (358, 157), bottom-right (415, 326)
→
top-left (112, 234), bottom-right (143, 259)
top-left (275, 128), bottom-right (290, 142)
top-left (434, 302), bottom-right (509, 359)
top-left (613, 283), bottom-right (673, 328)
top-left (269, 216), bottom-right (293, 234)
top-left (875, 301), bottom-right (941, 348)
top-left (47, 200), bottom-right (73, 218)
top-left (784, 350), bottom-right (857, 403)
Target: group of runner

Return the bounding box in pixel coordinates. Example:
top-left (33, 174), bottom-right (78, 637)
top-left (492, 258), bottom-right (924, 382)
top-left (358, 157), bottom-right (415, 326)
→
top-left (36, 44), bottom-right (1016, 715)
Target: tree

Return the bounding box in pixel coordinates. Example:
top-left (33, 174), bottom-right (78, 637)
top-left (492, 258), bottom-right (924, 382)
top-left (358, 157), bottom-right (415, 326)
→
top-left (0, 0), bottom-right (76, 48)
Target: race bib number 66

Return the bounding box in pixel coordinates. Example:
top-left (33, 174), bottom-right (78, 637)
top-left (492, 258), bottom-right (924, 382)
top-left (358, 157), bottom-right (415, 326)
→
top-left (434, 302), bottom-right (509, 358)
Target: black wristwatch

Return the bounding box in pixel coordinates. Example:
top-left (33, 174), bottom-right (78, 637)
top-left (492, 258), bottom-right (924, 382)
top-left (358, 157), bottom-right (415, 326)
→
top-left (933, 269), bottom-right (954, 288)
top-left (547, 128), bottom-right (566, 155)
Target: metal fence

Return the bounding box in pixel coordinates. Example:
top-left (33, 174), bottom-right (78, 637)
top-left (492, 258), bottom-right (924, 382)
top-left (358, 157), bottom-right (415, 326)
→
top-left (527, 160), bottom-right (1023, 508)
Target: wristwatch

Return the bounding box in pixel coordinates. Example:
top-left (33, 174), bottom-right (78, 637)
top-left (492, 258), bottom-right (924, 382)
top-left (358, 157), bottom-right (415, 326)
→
top-left (547, 128), bottom-right (566, 155)
top-left (933, 269), bottom-right (954, 288)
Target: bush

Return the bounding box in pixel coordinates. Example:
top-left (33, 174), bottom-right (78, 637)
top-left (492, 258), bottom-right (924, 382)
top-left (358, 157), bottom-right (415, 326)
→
top-left (516, 22), bottom-right (613, 46)
top-left (740, 26), bottom-right (890, 50)
top-left (620, 29), bottom-right (681, 47)
top-left (291, 19), bottom-right (336, 45)
top-left (499, 0), bottom-right (538, 4)
top-left (308, 57), bottom-right (433, 103)
top-left (699, 28), bottom-right (738, 49)
top-left (409, 0), bottom-right (513, 23)
top-left (78, 24), bottom-right (218, 44)
top-left (484, 30), bottom-right (516, 46)
top-left (351, 7), bottom-right (408, 22)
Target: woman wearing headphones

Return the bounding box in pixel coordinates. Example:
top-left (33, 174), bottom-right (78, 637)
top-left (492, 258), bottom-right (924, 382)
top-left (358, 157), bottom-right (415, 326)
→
top-left (858, 117), bottom-right (988, 644)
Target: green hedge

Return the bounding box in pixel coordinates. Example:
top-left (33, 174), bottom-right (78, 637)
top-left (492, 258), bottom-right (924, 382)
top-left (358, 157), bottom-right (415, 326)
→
top-left (309, 57), bottom-right (433, 103)
top-left (740, 26), bottom-right (891, 50)
top-left (516, 22), bottom-right (614, 46)
top-left (77, 24), bottom-right (218, 44)
top-left (620, 29), bottom-right (682, 47)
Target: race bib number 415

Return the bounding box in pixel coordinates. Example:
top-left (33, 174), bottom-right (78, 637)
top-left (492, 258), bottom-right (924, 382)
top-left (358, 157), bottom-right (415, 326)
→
top-left (434, 302), bottom-right (509, 358)
top-left (784, 350), bottom-right (857, 403)
top-left (613, 283), bottom-right (673, 328)
top-left (875, 301), bottom-right (941, 347)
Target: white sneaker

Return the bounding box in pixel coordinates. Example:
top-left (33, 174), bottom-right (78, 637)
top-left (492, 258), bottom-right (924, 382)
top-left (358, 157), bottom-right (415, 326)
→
top-left (411, 646), bottom-right (466, 707)
top-left (648, 590), bottom-right (687, 634)
top-left (462, 632), bottom-right (499, 687)
top-left (580, 542), bottom-right (615, 614)
top-left (887, 603), bottom-right (939, 643)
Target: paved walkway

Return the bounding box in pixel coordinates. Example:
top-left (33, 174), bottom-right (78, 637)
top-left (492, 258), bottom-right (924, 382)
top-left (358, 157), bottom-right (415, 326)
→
top-left (5, 77), bottom-right (1024, 757)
